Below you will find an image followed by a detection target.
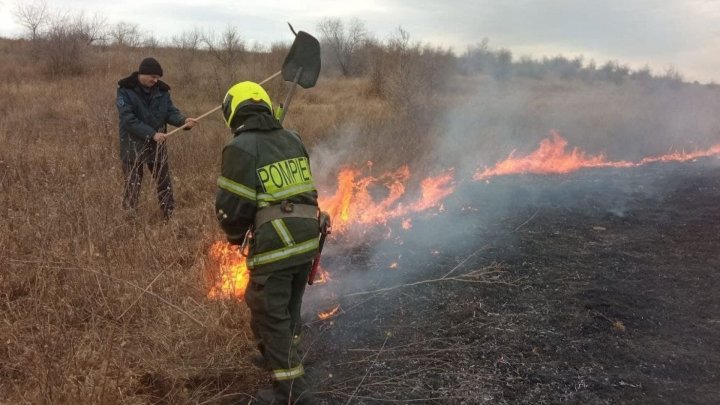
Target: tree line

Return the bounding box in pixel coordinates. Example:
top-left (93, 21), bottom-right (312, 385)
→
top-left (11, 0), bottom-right (701, 89)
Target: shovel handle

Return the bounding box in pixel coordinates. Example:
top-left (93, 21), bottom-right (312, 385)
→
top-left (308, 232), bottom-right (326, 285)
top-left (308, 213), bottom-right (331, 285)
top-left (166, 70), bottom-right (282, 137)
top-left (278, 67), bottom-right (303, 125)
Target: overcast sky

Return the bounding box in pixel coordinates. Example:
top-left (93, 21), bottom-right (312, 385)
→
top-left (1, 0), bottom-right (719, 83)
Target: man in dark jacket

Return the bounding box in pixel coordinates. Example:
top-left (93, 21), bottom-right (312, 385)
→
top-left (215, 81), bottom-right (319, 404)
top-left (116, 57), bottom-right (197, 219)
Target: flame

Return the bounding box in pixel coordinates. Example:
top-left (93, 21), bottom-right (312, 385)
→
top-left (206, 130), bottom-right (720, 301)
top-left (389, 262), bottom-right (398, 269)
top-left (639, 145), bottom-right (720, 164)
top-left (318, 165), bottom-right (455, 233)
top-left (313, 266), bottom-right (331, 285)
top-left (318, 305), bottom-right (341, 320)
top-left (207, 241), bottom-right (249, 300)
top-left (410, 171), bottom-right (456, 211)
top-left (474, 131), bottom-right (720, 181)
top-left (474, 131), bottom-right (633, 180)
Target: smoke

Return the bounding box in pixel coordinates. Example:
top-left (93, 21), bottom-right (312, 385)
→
top-left (436, 77), bottom-right (720, 166)
top-left (302, 73), bottom-right (720, 325)
top-left (309, 124), bottom-right (368, 191)
top-left (426, 74), bottom-right (720, 231)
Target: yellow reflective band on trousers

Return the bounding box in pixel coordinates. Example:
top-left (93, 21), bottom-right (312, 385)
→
top-left (271, 219), bottom-right (295, 246)
top-left (272, 364), bottom-right (304, 381)
top-left (257, 157), bottom-right (314, 195)
top-left (217, 176), bottom-right (256, 201)
top-left (249, 237), bottom-right (319, 268)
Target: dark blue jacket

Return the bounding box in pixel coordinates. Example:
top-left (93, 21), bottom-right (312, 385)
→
top-left (116, 72), bottom-right (186, 162)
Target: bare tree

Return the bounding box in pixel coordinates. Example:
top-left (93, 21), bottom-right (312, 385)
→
top-left (142, 33), bottom-right (160, 50)
top-left (40, 10), bottom-right (104, 76)
top-left (387, 25), bottom-right (411, 53)
top-left (317, 17), bottom-right (367, 76)
top-left (71, 11), bottom-right (106, 44)
top-left (204, 25), bottom-right (246, 66)
top-left (661, 66), bottom-right (684, 88)
top-left (13, 0), bottom-right (49, 40)
top-left (369, 26), bottom-right (453, 121)
top-left (107, 21), bottom-right (142, 47)
top-left (631, 64), bottom-right (653, 83)
top-left (494, 48), bottom-right (513, 80)
top-left (203, 26), bottom-right (247, 92)
top-left (171, 28), bottom-right (203, 52)
top-left (12, 1), bottom-right (105, 75)
top-left (171, 28), bottom-right (204, 82)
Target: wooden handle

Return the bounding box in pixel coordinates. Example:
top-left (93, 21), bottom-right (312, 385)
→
top-left (166, 70), bottom-right (283, 137)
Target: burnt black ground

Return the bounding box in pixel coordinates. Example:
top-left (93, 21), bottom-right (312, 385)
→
top-left (302, 161), bottom-right (720, 404)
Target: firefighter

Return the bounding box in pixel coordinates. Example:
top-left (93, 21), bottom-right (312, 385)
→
top-left (215, 81), bottom-right (319, 404)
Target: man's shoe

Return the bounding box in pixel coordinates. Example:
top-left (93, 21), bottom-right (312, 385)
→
top-left (250, 353), bottom-right (270, 370)
top-left (162, 209), bottom-right (173, 221)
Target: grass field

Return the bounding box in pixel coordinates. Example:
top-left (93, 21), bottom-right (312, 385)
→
top-left (1, 37), bottom-right (719, 403)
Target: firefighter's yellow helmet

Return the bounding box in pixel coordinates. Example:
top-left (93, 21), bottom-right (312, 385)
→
top-left (221, 81), bottom-right (273, 128)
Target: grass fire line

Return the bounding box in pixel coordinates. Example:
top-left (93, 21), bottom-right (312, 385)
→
top-left (206, 132), bottom-right (720, 310)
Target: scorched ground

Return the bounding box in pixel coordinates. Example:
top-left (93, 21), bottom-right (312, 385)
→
top-left (299, 161), bottom-right (720, 404)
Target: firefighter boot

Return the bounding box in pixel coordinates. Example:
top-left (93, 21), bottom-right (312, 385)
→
top-left (246, 387), bottom-right (316, 404)
top-left (246, 388), bottom-right (275, 404)
top-left (250, 342), bottom-right (270, 370)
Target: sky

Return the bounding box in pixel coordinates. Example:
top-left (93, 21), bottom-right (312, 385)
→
top-left (1, 0), bottom-right (719, 83)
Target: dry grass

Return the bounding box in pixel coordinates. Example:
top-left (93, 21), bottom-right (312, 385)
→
top-left (1, 37), bottom-right (720, 404)
top-left (0, 37), bottom-right (425, 404)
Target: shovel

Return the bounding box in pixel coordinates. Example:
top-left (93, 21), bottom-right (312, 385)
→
top-left (277, 26), bottom-right (321, 124)
top-left (167, 25), bottom-right (321, 136)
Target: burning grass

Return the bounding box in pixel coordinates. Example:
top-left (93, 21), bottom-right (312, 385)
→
top-left (207, 241), bottom-right (250, 300)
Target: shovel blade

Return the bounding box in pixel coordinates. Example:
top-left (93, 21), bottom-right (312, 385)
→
top-left (282, 31), bottom-right (321, 89)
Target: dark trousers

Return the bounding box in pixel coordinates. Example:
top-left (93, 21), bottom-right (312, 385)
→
top-left (121, 150), bottom-right (175, 217)
top-left (245, 262), bottom-right (313, 402)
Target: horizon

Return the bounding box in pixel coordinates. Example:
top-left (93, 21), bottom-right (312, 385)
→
top-left (1, 0), bottom-right (718, 84)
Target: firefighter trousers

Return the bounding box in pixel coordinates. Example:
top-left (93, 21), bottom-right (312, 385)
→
top-left (245, 262), bottom-right (313, 403)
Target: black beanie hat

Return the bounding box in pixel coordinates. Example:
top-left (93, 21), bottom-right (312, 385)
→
top-left (138, 57), bottom-right (163, 76)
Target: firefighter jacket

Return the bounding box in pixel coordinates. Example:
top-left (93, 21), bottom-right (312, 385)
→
top-left (116, 72), bottom-right (187, 162)
top-left (216, 113), bottom-right (320, 276)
